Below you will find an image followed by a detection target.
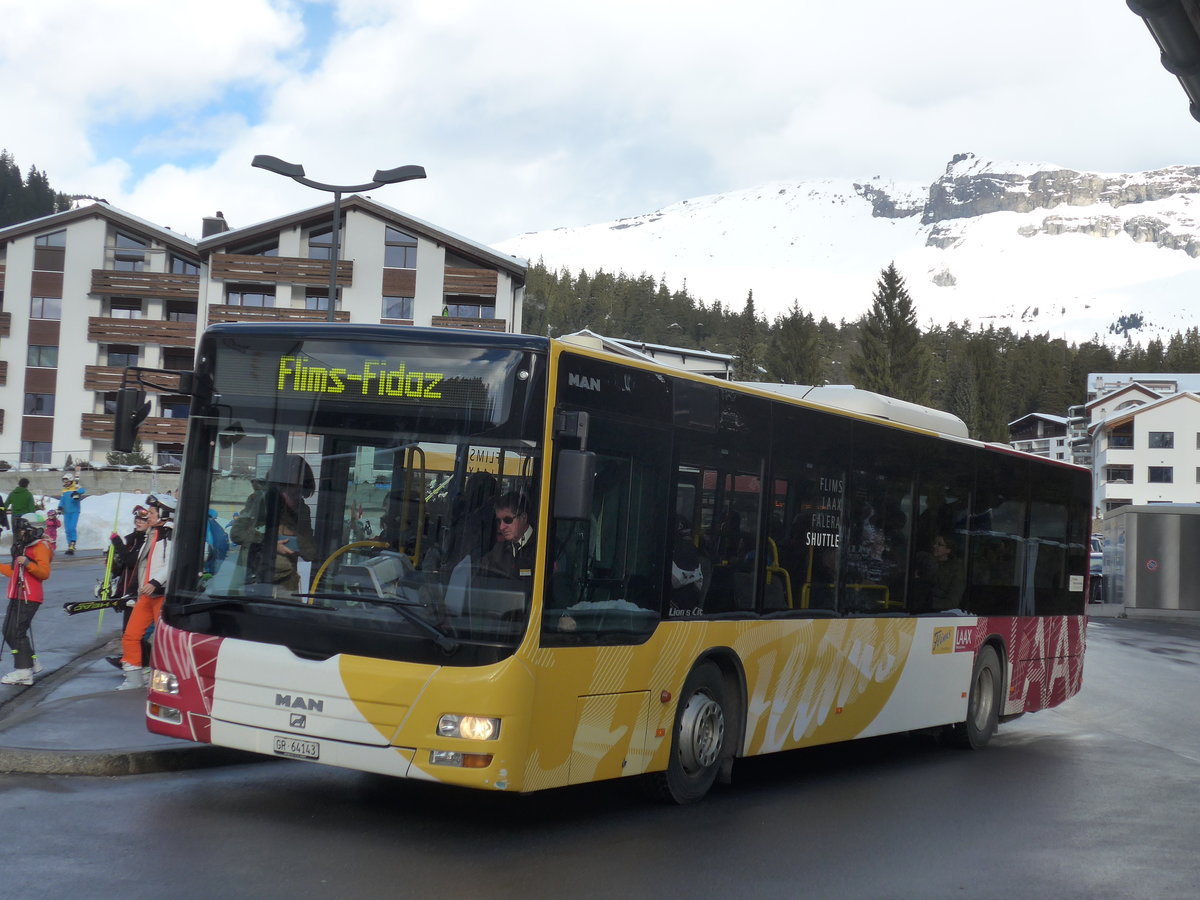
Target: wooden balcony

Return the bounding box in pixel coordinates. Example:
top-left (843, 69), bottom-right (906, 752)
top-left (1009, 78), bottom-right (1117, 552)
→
top-left (0, 360), bottom-right (6, 385)
top-left (444, 267), bottom-right (498, 296)
top-left (87, 317), bottom-right (197, 348)
top-left (206, 305), bottom-right (351, 325)
top-left (81, 413), bottom-right (188, 443)
top-left (431, 316), bottom-right (508, 333)
top-left (210, 253), bottom-right (353, 287)
top-left (90, 269), bottom-right (200, 300)
top-left (84, 365), bottom-right (185, 393)
top-left (0, 311), bottom-right (10, 338)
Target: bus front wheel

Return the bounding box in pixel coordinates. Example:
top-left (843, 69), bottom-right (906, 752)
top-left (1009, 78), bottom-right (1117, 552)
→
top-left (651, 662), bottom-right (727, 804)
top-left (946, 645), bottom-right (1002, 750)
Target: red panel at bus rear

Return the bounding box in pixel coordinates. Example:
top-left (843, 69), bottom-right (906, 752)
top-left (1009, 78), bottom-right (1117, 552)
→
top-left (148, 621), bottom-right (223, 742)
top-left (971, 616), bottom-right (1086, 716)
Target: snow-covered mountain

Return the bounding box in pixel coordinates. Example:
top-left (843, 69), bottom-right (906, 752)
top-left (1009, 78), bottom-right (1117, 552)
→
top-left (495, 152), bottom-right (1200, 344)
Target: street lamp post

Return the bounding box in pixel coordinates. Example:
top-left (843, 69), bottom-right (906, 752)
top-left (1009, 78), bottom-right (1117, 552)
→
top-left (251, 155), bottom-right (426, 322)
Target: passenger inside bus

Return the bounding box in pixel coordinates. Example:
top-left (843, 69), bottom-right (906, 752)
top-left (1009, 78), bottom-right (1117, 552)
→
top-left (910, 532), bottom-right (966, 613)
top-left (229, 454), bottom-right (317, 594)
top-left (668, 514), bottom-right (707, 617)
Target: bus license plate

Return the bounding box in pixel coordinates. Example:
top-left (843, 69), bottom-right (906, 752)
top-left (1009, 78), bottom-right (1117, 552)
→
top-left (273, 735), bottom-right (320, 760)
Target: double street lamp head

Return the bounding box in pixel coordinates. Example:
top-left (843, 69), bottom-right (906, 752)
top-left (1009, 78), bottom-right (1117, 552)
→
top-left (251, 155), bottom-right (426, 192)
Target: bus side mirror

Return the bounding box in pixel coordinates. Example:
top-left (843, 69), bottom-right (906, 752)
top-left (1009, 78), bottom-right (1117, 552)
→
top-left (113, 387), bottom-right (150, 452)
top-left (553, 450), bottom-right (596, 520)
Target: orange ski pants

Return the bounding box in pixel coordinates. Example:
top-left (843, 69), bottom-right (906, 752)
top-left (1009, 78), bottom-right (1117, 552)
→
top-left (121, 594), bottom-right (164, 667)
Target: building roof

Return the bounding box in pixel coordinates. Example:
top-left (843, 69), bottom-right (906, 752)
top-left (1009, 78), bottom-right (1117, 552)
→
top-left (1085, 381), bottom-right (1164, 411)
top-left (0, 200), bottom-right (200, 256)
top-left (1130, 0), bottom-right (1200, 122)
top-left (1094, 390), bottom-right (1200, 430)
top-left (1007, 412), bottom-right (1068, 428)
top-left (196, 194), bottom-right (527, 280)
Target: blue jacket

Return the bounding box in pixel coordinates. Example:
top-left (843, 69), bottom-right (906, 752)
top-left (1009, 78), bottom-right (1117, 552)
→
top-left (58, 484), bottom-right (86, 517)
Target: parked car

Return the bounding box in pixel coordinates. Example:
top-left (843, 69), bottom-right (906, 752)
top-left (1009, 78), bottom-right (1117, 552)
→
top-left (1089, 551), bottom-right (1105, 604)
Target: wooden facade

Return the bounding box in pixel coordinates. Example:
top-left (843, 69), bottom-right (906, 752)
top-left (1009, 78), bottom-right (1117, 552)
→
top-left (87, 317), bottom-right (197, 348)
top-left (210, 253), bottom-right (353, 287)
top-left (90, 270), bottom-right (200, 300)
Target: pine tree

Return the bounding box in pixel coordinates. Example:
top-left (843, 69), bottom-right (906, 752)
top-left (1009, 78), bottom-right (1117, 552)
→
top-left (733, 290), bottom-right (762, 380)
top-left (765, 301), bottom-right (823, 384)
top-left (848, 263), bottom-right (931, 404)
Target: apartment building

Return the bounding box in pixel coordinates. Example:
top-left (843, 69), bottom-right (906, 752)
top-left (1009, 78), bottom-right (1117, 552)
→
top-left (0, 199), bottom-right (527, 469)
top-left (1007, 413), bottom-right (1070, 461)
top-left (1081, 379), bottom-right (1200, 516)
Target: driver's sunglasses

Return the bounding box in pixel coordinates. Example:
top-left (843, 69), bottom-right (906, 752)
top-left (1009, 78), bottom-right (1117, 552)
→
top-left (496, 514), bottom-right (519, 525)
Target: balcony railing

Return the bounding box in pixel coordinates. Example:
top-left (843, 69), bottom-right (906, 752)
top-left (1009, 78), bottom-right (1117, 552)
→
top-left (87, 317), bottom-right (197, 348)
top-left (90, 269), bottom-right (200, 300)
top-left (431, 315), bottom-right (507, 333)
top-left (81, 413), bottom-right (188, 443)
top-left (84, 365), bottom-right (185, 393)
top-left (0, 311), bottom-right (10, 338)
top-left (443, 267), bottom-right (498, 296)
top-left (206, 305), bottom-right (351, 325)
top-left (209, 253), bottom-right (352, 287)
top-left (0, 359), bottom-right (6, 385)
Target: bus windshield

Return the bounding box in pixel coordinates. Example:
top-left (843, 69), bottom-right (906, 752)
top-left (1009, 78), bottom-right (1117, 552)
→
top-left (165, 330), bottom-right (546, 666)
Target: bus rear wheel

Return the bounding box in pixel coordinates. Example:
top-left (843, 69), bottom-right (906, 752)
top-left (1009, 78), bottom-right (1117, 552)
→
top-left (651, 662), bottom-right (727, 804)
top-left (947, 645), bottom-right (1002, 750)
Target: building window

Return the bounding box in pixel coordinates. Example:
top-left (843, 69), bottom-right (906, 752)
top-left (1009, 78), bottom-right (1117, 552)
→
top-left (20, 441), bottom-right (52, 464)
top-left (107, 345), bottom-right (139, 368)
top-left (1148, 431), bottom-right (1174, 449)
top-left (236, 239), bottom-right (278, 257)
top-left (383, 296), bottom-right (413, 319)
top-left (1148, 466), bottom-right (1173, 484)
top-left (109, 298), bottom-right (143, 318)
top-left (1104, 466), bottom-right (1133, 483)
top-left (163, 348), bottom-right (193, 369)
top-left (24, 393), bottom-right (55, 415)
top-left (226, 285), bottom-right (274, 307)
top-left (304, 288), bottom-right (331, 312)
top-left (27, 345), bottom-right (58, 367)
top-left (384, 226), bottom-right (417, 268)
top-left (307, 224), bottom-right (341, 261)
top-left (1105, 499), bottom-right (1131, 513)
top-left (113, 232), bottom-right (148, 271)
top-left (1109, 424), bottom-right (1133, 449)
top-left (34, 230), bottom-right (66, 271)
top-left (30, 296), bottom-right (61, 319)
top-left (171, 256), bottom-right (200, 275)
top-left (443, 297), bottom-right (495, 319)
top-left (165, 299), bottom-right (197, 322)
top-left (161, 396), bottom-right (190, 419)
top-left (102, 392), bottom-right (118, 415)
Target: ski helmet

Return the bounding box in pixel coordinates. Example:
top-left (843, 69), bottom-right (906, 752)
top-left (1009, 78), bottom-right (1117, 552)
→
top-left (20, 511), bottom-right (47, 535)
top-left (146, 494), bottom-right (177, 517)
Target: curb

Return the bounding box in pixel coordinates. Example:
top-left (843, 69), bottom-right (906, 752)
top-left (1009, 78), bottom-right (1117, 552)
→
top-left (0, 744), bottom-right (265, 776)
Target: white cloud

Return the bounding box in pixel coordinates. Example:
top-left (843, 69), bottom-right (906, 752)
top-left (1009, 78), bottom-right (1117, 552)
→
top-left (1, 0), bottom-right (1197, 245)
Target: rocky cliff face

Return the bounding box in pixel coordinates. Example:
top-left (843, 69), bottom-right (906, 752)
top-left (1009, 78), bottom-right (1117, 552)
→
top-left (855, 151), bottom-right (1200, 256)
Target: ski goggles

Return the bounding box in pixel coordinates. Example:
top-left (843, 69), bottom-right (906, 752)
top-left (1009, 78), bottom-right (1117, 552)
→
top-left (133, 505), bottom-right (150, 521)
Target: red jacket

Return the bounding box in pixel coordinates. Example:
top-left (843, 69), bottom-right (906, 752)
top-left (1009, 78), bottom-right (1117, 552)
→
top-left (1, 539), bottom-right (52, 603)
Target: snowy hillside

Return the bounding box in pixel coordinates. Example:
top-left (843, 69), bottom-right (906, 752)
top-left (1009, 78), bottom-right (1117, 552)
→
top-left (495, 153), bottom-right (1200, 344)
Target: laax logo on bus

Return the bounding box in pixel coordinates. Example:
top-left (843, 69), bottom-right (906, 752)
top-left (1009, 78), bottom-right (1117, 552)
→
top-left (276, 355), bottom-right (445, 399)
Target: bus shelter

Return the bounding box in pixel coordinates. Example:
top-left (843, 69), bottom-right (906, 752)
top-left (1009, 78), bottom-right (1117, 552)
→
top-left (1103, 505), bottom-right (1200, 622)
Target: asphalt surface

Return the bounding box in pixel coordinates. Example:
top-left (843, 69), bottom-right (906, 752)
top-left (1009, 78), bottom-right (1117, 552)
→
top-left (0, 549), bottom-right (256, 776)
top-left (0, 550), bottom-right (1132, 778)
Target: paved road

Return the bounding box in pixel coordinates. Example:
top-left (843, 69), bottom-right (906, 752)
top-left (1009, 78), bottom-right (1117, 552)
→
top-left (4, 614), bottom-right (1199, 899)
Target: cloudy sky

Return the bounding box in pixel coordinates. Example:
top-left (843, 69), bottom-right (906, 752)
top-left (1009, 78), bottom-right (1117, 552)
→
top-left (1, 0), bottom-right (1196, 245)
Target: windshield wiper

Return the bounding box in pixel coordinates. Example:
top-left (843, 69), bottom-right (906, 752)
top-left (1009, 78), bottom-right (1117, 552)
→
top-left (174, 593), bottom-right (305, 614)
top-left (298, 591), bottom-right (460, 654)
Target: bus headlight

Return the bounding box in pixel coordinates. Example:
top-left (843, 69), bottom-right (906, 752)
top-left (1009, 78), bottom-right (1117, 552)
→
top-left (437, 714), bottom-right (500, 741)
top-left (150, 669), bottom-right (179, 695)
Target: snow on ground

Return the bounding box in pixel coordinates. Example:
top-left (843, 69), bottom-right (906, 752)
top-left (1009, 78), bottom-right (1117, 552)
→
top-left (1, 491), bottom-right (172, 553)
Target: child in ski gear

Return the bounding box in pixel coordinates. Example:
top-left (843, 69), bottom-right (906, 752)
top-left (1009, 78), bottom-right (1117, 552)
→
top-left (1, 512), bottom-right (53, 685)
top-left (58, 473), bottom-right (86, 555)
top-left (118, 495), bottom-right (174, 690)
top-left (44, 508), bottom-right (60, 551)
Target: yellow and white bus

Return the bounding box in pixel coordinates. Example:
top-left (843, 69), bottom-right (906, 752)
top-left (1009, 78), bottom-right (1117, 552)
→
top-left (142, 322), bottom-right (1090, 803)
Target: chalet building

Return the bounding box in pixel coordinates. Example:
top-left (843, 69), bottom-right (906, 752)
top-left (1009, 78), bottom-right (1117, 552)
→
top-left (0, 199), bottom-right (526, 468)
top-left (1073, 375), bottom-right (1200, 518)
top-left (1007, 413), bottom-right (1070, 462)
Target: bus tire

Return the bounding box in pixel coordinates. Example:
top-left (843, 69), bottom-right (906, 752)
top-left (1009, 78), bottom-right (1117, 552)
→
top-left (651, 662), bottom-right (727, 804)
top-left (947, 645), bottom-right (1002, 750)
